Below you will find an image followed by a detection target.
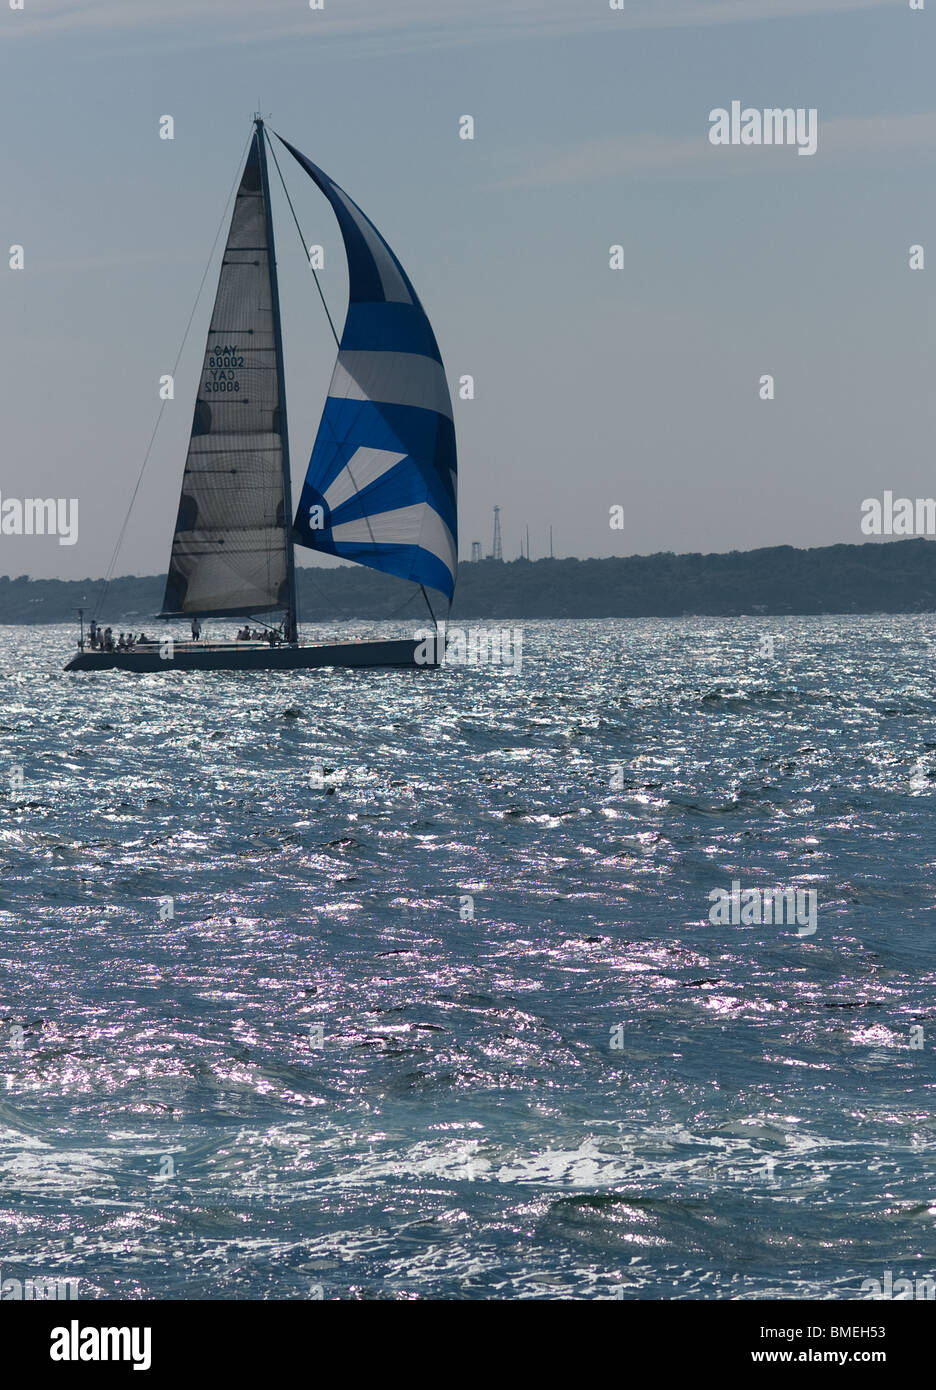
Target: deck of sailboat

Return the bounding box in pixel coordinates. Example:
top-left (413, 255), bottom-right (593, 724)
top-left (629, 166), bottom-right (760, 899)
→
top-left (65, 637), bottom-right (433, 673)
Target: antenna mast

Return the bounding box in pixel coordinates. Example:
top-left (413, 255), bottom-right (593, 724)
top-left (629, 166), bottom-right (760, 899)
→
top-left (492, 506), bottom-right (503, 562)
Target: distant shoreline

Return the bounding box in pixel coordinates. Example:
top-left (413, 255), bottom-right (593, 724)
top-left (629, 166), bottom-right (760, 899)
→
top-left (3, 539), bottom-right (936, 624)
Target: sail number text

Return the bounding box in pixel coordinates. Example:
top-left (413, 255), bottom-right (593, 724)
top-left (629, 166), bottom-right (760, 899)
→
top-left (204, 344), bottom-right (244, 393)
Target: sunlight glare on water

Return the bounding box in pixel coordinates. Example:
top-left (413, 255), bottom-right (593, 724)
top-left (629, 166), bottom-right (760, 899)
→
top-left (0, 616), bottom-right (935, 1299)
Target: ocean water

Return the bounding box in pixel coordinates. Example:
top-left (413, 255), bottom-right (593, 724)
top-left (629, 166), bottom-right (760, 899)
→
top-left (1, 615), bottom-right (935, 1301)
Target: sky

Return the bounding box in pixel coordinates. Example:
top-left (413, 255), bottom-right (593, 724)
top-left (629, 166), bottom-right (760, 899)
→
top-left (1, 0), bottom-right (934, 581)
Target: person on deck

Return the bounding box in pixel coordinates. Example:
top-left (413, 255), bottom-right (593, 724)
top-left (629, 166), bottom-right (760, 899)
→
top-left (191, 617), bottom-right (202, 642)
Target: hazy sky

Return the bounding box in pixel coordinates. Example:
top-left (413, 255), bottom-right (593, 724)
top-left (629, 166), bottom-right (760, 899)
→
top-left (1, 0), bottom-right (934, 580)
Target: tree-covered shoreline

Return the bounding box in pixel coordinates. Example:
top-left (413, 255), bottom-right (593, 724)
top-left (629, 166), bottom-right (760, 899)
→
top-left (3, 540), bottom-right (936, 624)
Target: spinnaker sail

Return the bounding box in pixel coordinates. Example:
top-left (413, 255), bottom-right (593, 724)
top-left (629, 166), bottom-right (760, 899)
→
top-left (277, 136), bottom-right (457, 602)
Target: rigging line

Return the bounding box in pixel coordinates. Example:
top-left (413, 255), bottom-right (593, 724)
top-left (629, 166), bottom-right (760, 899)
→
top-left (264, 129), bottom-right (382, 555)
top-left (385, 589), bottom-right (426, 619)
top-left (266, 132), bottom-right (340, 350)
top-left (297, 566), bottom-right (425, 623)
top-left (266, 129), bottom-right (447, 621)
top-left (296, 563), bottom-right (357, 620)
top-left (267, 128), bottom-right (447, 600)
top-left (92, 129), bottom-right (254, 623)
top-left (419, 584), bottom-right (439, 634)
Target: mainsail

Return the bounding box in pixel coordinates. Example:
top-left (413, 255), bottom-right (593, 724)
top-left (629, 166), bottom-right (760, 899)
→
top-left (161, 130), bottom-right (293, 618)
top-left (277, 136), bottom-right (458, 602)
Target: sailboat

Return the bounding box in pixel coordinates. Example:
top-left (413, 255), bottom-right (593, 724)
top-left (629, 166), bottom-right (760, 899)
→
top-left (66, 117), bottom-right (456, 672)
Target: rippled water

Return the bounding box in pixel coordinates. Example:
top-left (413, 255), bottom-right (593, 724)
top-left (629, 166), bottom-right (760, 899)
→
top-left (1, 615), bottom-right (935, 1300)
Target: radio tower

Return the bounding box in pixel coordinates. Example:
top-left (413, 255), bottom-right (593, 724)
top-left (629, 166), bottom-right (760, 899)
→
top-left (491, 506), bottom-right (503, 562)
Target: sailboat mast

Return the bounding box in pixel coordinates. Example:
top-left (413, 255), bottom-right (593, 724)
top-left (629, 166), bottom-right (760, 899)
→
top-left (256, 116), bottom-right (299, 643)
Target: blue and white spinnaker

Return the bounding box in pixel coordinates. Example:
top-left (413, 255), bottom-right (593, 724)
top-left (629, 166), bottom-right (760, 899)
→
top-left (278, 136), bottom-right (457, 602)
